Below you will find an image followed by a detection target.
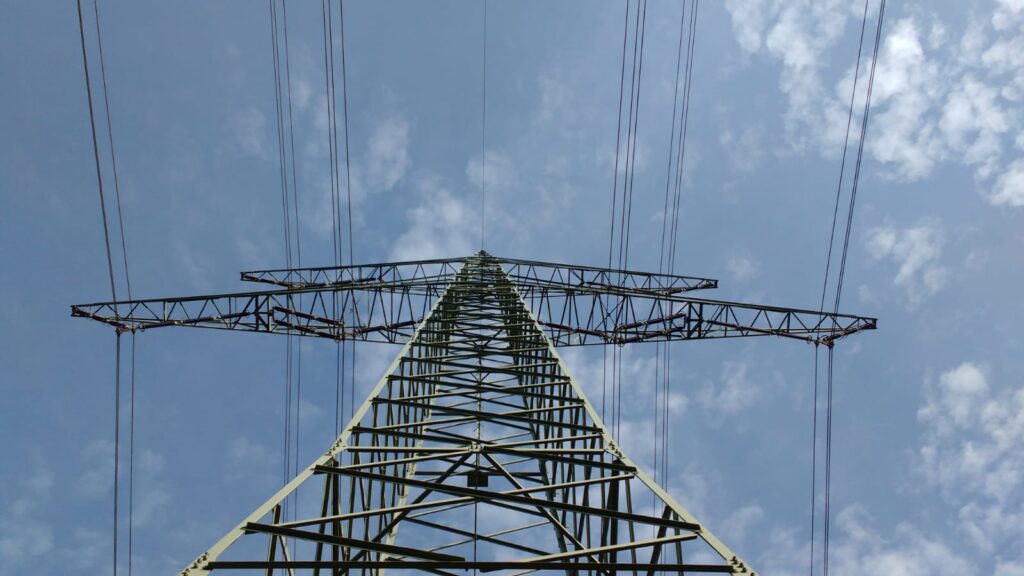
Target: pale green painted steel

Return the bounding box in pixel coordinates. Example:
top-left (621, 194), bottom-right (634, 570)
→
top-left (178, 278), bottom-right (457, 575)
top-left (177, 253), bottom-right (759, 575)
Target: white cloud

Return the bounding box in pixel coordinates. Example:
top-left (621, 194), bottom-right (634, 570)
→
top-left (864, 221), bottom-right (948, 305)
top-left (919, 362), bottom-right (1024, 501)
top-left (290, 77), bottom-right (313, 111)
top-left (366, 117), bottom-right (410, 191)
top-left (175, 239), bottom-right (215, 290)
top-left (725, 4), bottom-right (1024, 207)
top-left (389, 178), bottom-right (476, 261)
top-left (719, 125), bottom-right (766, 172)
top-left (960, 501), bottom-right (1024, 555)
top-left (990, 159), bottom-right (1024, 206)
top-left (726, 253), bottom-right (760, 281)
top-left (225, 436), bottom-right (277, 484)
top-left (917, 362), bottom-right (1024, 555)
top-left (557, 346), bottom-right (689, 472)
top-left (918, 362), bottom-right (989, 435)
top-left (993, 0), bottom-right (1024, 30)
top-left (230, 107), bottom-right (266, 156)
top-left (724, 0), bottom-right (859, 151)
top-left (867, 13), bottom-right (1023, 193)
top-left (828, 506), bottom-right (976, 576)
top-left (538, 72), bottom-right (570, 122)
top-left (868, 18), bottom-right (946, 180)
top-left (229, 436), bottom-right (273, 463)
top-left (665, 463), bottom-right (711, 522)
top-left (0, 465), bottom-right (55, 572)
top-left (997, 561), bottom-right (1024, 576)
top-left (940, 76), bottom-right (1011, 179)
top-left (724, 0), bottom-right (772, 53)
top-left (756, 506), bottom-right (976, 576)
top-left (466, 151), bottom-right (516, 193)
top-left (720, 504), bottom-right (765, 547)
top-left (75, 440), bottom-right (115, 498)
top-left (698, 361), bottom-right (761, 415)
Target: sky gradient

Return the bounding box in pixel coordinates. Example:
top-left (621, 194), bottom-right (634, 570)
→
top-left (2, 0), bottom-right (1023, 574)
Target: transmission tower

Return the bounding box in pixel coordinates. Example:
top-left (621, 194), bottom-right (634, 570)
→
top-left (73, 251), bottom-right (875, 575)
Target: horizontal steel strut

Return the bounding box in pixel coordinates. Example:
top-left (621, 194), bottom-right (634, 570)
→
top-left (158, 253), bottom-right (772, 575)
top-left (71, 253), bottom-right (876, 347)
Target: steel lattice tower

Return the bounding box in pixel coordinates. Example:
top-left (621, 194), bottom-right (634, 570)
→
top-left (74, 252), bottom-right (875, 575)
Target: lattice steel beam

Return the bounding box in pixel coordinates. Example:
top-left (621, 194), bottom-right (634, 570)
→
top-left (71, 254), bottom-right (875, 346)
top-left (174, 254), bottom-right (760, 575)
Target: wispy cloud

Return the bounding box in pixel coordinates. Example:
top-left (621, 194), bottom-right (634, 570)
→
top-left (389, 177), bottom-right (476, 261)
top-left (726, 253), bottom-right (760, 282)
top-left (756, 505), bottom-right (975, 575)
top-left (0, 465), bottom-right (55, 572)
top-left (466, 151), bottom-right (516, 194)
top-left (230, 107), bottom-right (267, 157)
top-left (366, 117), bottom-right (411, 192)
top-left (991, 159), bottom-right (1024, 207)
top-left (719, 125), bottom-right (766, 172)
top-left (724, 2), bottom-right (1024, 208)
top-left (698, 361), bottom-right (763, 415)
top-left (864, 220), bottom-right (949, 306)
top-left (917, 362), bottom-right (1024, 554)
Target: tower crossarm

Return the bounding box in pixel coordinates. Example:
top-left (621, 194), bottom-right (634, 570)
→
top-left (70, 277), bottom-right (443, 343)
top-left (241, 255), bottom-right (719, 295)
top-left (239, 256), bottom-right (468, 289)
top-left (527, 290), bottom-right (877, 347)
top-left (71, 269), bottom-right (875, 348)
top-left (235, 254), bottom-right (874, 346)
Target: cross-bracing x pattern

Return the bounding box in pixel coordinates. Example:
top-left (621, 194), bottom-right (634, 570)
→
top-left (179, 254), bottom-right (755, 575)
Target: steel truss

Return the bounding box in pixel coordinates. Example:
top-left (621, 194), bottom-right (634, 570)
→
top-left (72, 255), bottom-right (875, 347)
top-left (73, 252), bottom-right (877, 575)
top-left (174, 254), bottom-right (757, 575)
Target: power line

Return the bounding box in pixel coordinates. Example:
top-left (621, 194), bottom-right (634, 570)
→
top-left (659, 0), bottom-right (688, 277)
top-left (126, 333), bottom-right (136, 575)
top-left (616, 0), bottom-right (643, 275)
top-left (91, 1), bottom-right (139, 572)
top-left (76, 0), bottom-right (117, 303)
top-left (279, 1), bottom-right (304, 530)
top-left (619, 0), bottom-right (647, 274)
top-left (269, 0), bottom-right (293, 271)
top-left (833, 0), bottom-right (885, 315)
top-left (603, 0), bottom-right (632, 427)
top-left (338, 0), bottom-right (355, 269)
top-left (282, 0), bottom-right (302, 267)
top-left (809, 2), bottom-right (885, 574)
top-left (267, 0), bottom-right (300, 533)
top-left (667, 0), bottom-right (698, 275)
top-left (90, 4), bottom-right (138, 573)
top-left (810, 0), bottom-right (869, 571)
top-left (611, 0), bottom-right (648, 442)
top-left (91, 0), bottom-right (131, 302)
top-left (337, 0), bottom-right (357, 424)
top-left (322, 0), bottom-right (343, 438)
top-left (823, 5), bottom-right (885, 576)
top-left (654, 0), bottom-right (694, 510)
top-left (75, 2), bottom-right (124, 574)
top-left (480, 0), bottom-right (488, 252)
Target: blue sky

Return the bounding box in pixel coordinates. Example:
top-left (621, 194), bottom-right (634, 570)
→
top-left (2, 0), bottom-right (1023, 574)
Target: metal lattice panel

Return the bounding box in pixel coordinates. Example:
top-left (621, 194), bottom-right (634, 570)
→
top-left (177, 254), bottom-right (756, 575)
top-left (72, 255), bottom-right (875, 347)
